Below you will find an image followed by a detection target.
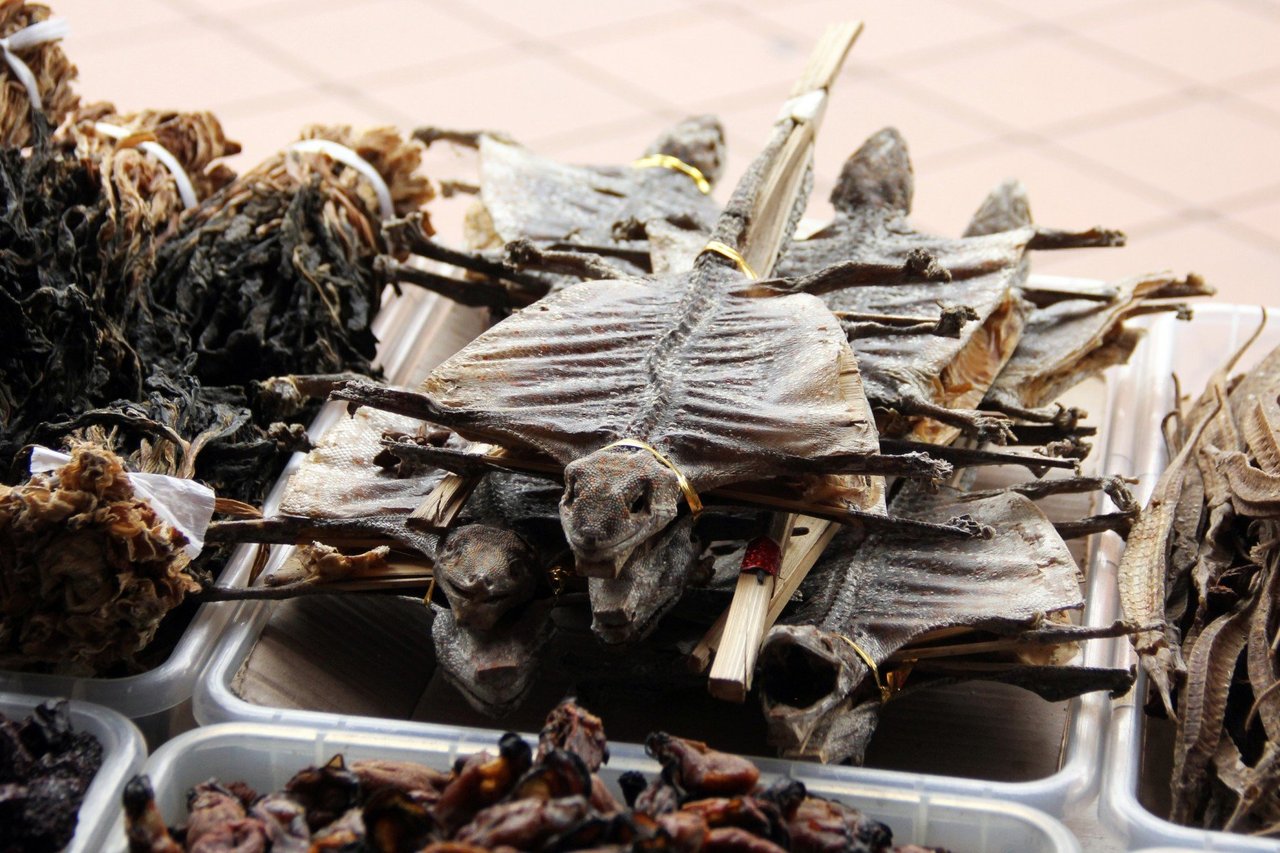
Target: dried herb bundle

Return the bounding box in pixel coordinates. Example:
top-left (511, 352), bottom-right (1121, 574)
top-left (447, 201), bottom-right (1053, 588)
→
top-left (145, 125), bottom-right (432, 388)
top-left (0, 700), bottom-right (103, 852)
top-left (0, 0), bottom-right (77, 148)
top-left (123, 699), bottom-right (938, 852)
top-left (0, 444), bottom-right (200, 674)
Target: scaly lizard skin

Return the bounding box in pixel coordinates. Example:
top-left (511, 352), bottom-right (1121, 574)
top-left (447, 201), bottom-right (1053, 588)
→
top-left (1118, 402), bottom-right (1218, 716)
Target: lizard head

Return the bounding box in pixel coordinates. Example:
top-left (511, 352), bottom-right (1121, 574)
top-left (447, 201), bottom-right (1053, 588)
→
top-left (435, 523), bottom-right (538, 632)
top-left (647, 115), bottom-right (726, 187)
top-left (589, 515), bottom-right (699, 645)
top-left (560, 445), bottom-right (682, 578)
top-left (756, 625), bottom-right (880, 765)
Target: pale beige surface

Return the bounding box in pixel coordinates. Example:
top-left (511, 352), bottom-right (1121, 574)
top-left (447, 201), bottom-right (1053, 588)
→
top-left (46, 0), bottom-right (1280, 304)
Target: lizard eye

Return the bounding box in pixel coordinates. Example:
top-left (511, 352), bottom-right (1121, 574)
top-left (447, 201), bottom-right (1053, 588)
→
top-left (629, 483), bottom-right (651, 515)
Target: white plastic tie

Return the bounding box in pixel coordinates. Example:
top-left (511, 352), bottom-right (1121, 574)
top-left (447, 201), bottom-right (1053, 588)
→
top-left (0, 17), bottom-right (70, 112)
top-left (287, 138), bottom-right (394, 220)
top-left (776, 89), bottom-right (827, 126)
top-left (30, 446), bottom-right (216, 560)
top-left (94, 122), bottom-right (198, 209)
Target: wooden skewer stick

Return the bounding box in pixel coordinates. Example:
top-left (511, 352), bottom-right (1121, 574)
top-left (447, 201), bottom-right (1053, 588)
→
top-left (708, 512), bottom-right (795, 702)
top-left (690, 513), bottom-right (837, 673)
top-left (408, 444), bottom-right (505, 531)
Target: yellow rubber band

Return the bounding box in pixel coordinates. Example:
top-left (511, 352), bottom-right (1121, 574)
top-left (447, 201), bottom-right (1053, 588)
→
top-left (602, 438), bottom-right (703, 516)
top-left (632, 154), bottom-right (712, 194)
top-left (701, 240), bottom-right (757, 279)
top-left (839, 635), bottom-right (897, 703)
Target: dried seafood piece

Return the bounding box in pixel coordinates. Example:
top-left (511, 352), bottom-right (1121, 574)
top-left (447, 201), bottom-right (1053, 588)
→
top-left (284, 753), bottom-right (361, 831)
top-left (786, 795), bottom-right (892, 853)
top-left (123, 775), bottom-right (183, 853)
top-left (777, 129), bottom-right (1121, 444)
top-left (538, 699), bottom-right (609, 772)
top-left (0, 1), bottom-right (77, 147)
top-left (433, 732), bottom-right (533, 834)
top-left (645, 733), bottom-right (760, 797)
top-left (0, 444), bottom-right (201, 674)
top-left (759, 483), bottom-right (1131, 763)
top-left (0, 700), bottom-right (104, 853)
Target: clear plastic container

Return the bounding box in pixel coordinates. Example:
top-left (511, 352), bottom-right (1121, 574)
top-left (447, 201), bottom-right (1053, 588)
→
top-left (0, 690), bottom-right (147, 853)
top-left (1097, 304), bottom-right (1280, 852)
top-left (0, 287), bottom-right (445, 744)
top-left (193, 273), bottom-right (1134, 819)
top-left (103, 721), bottom-right (1081, 853)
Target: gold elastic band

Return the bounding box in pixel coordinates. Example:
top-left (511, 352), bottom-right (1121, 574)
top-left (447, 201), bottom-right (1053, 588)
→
top-left (602, 438), bottom-right (703, 516)
top-left (701, 240), bottom-right (757, 279)
top-left (839, 636), bottom-right (896, 703)
top-left (632, 154), bottom-right (712, 194)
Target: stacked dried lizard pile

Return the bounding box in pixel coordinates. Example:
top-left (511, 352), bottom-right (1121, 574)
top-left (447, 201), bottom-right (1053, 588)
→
top-left (200, 25), bottom-right (1213, 766)
top-left (122, 699), bottom-right (942, 853)
top-left (1121, 328), bottom-right (1280, 835)
top-left (0, 700), bottom-right (104, 853)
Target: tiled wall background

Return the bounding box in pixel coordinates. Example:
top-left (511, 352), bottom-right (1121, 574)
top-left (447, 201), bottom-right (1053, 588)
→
top-left (56, 0), bottom-right (1279, 302)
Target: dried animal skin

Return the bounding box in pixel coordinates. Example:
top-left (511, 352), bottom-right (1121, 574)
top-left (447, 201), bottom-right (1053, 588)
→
top-left (0, 1), bottom-right (77, 148)
top-left (431, 601), bottom-right (555, 717)
top-left (777, 130), bottom-right (1056, 444)
top-left (0, 444), bottom-right (200, 674)
top-left (759, 485), bottom-right (1097, 763)
top-left (986, 270), bottom-right (1213, 418)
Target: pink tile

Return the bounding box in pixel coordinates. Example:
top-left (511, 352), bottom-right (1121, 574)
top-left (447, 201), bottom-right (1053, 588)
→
top-left (69, 22), bottom-right (312, 112)
top-left (978, 0), bottom-right (1195, 24)
top-left (1077, 0), bottom-right (1280, 85)
top-left (537, 118), bottom-right (695, 166)
top-left (54, 0), bottom-right (185, 41)
top-left (242, 0), bottom-right (507, 80)
top-left (367, 50), bottom-right (654, 147)
top-left (1057, 100), bottom-right (1280, 206)
top-left (907, 141), bottom-right (1169, 238)
top-left (1225, 196), bottom-right (1280, 247)
top-left (747, 0), bottom-right (1021, 66)
top-left (454, 0), bottom-right (696, 41)
top-left (896, 31), bottom-right (1171, 133)
top-left (564, 8), bottom-right (814, 112)
top-left (1030, 219), bottom-right (1280, 305)
top-left (1237, 74), bottom-right (1280, 123)
top-left (185, 0), bottom-right (360, 16)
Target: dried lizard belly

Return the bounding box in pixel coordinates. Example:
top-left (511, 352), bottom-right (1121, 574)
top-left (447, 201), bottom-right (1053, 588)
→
top-left (280, 407), bottom-right (446, 518)
top-left (421, 273), bottom-right (877, 487)
top-left (759, 486), bottom-right (1084, 762)
top-left (588, 515), bottom-right (700, 645)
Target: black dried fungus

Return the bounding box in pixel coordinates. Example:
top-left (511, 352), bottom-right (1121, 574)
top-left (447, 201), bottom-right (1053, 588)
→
top-left (0, 700), bottom-right (103, 853)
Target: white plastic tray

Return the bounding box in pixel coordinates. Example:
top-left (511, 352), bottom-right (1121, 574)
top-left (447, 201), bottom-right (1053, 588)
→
top-left (0, 286), bottom-right (442, 743)
top-left (103, 721), bottom-right (1081, 853)
top-left (0, 691), bottom-right (146, 853)
top-left (193, 274), bottom-right (1134, 819)
top-left (1097, 304), bottom-right (1280, 852)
